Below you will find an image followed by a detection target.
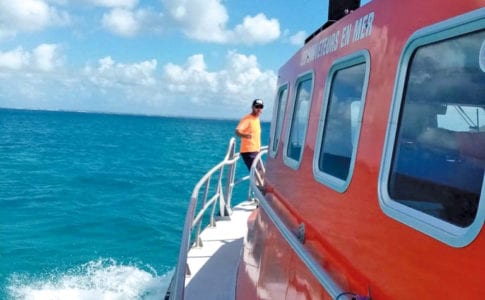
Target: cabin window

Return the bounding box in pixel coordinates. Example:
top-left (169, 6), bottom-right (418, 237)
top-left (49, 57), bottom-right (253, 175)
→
top-left (270, 84), bottom-right (289, 157)
top-left (313, 51), bottom-right (370, 192)
top-left (284, 73), bottom-right (313, 169)
top-left (380, 15), bottom-right (485, 247)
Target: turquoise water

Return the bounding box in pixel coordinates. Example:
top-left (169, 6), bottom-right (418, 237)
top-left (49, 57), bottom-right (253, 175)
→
top-left (0, 109), bottom-right (269, 299)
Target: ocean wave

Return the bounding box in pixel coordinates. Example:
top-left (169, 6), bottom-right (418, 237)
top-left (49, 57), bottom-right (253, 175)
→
top-left (6, 258), bottom-right (173, 300)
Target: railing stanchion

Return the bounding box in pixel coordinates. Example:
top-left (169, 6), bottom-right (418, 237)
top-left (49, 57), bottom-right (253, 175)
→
top-left (217, 166), bottom-right (226, 217)
top-left (224, 140), bottom-right (237, 213)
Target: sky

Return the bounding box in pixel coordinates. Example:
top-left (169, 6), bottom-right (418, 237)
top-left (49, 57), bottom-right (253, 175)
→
top-left (0, 0), bottom-right (371, 120)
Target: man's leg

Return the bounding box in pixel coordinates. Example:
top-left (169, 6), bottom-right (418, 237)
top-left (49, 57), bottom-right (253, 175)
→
top-left (241, 152), bottom-right (258, 170)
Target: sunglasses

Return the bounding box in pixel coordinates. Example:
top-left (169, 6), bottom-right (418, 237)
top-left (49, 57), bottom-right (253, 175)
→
top-left (254, 105), bottom-right (264, 109)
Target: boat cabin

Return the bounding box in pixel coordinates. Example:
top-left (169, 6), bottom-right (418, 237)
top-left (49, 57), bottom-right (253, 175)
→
top-left (236, 0), bottom-right (485, 298)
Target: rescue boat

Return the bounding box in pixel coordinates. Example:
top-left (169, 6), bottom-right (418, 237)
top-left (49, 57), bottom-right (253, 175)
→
top-left (168, 0), bottom-right (485, 298)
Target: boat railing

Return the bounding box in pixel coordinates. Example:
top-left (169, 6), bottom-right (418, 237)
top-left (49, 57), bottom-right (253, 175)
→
top-left (248, 153), bottom-right (350, 299)
top-left (167, 137), bottom-right (267, 300)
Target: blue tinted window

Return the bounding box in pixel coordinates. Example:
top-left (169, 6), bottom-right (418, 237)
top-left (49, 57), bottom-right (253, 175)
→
top-left (286, 76), bottom-right (312, 163)
top-left (271, 86), bottom-right (288, 155)
top-left (389, 30), bottom-right (485, 227)
top-left (318, 63), bottom-right (366, 180)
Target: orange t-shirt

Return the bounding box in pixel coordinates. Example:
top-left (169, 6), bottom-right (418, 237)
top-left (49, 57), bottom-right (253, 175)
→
top-left (236, 114), bottom-right (261, 153)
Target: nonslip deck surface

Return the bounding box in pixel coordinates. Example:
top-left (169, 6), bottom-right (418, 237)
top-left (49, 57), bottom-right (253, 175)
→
top-left (184, 200), bottom-right (257, 300)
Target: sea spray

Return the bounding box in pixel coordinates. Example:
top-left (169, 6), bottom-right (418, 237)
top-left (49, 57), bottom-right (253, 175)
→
top-left (7, 258), bottom-right (173, 300)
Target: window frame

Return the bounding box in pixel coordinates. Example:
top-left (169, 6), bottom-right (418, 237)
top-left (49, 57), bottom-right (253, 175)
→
top-left (378, 8), bottom-right (485, 248)
top-left (283, 71), bottom-right (314, 170)
top-left (269, 83), bottom-right (289, 158)
top-left (313, 50), bottom-right (370, 193)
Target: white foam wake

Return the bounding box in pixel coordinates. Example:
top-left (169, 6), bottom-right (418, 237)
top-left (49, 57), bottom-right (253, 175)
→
top-left (7, 259), bottom-right (173, 300)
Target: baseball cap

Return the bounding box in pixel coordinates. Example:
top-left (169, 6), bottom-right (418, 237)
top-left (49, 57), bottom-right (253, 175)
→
top-left (252, 99), bottom-right (264, 106)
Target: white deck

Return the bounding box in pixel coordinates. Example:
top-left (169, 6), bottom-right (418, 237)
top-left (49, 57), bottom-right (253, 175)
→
top-left (184, 200), bottom-right (257, 300)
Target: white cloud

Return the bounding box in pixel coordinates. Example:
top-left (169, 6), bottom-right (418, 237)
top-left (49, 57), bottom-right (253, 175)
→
top-left (163, 0), bottom-right (228, 43)
top-left (0, 44), bottom-right (62, 71)
top-left (33, 44), bottom-right (63, 71)
top-left (102, 8), bottom-right (139, 37)
top-left (0, 49), bottom-right (276, 119)
top-left (101, 7), bottom-right (165, 37)
top-left (28, 0), bottom-right (280, 44)
top-left (86, 0), bottom-right (138, 9)
top-left (232, 14), bottom-right (280, 45)
top-left (0, 47), bottom-right (30, 70)
top-left (163, 51), bottom-right (276, 107)
top-left (84, 56), bottom-right (158, 87)
top-left (222, 51), bottom-right (276, 99)
top-left (0, 0), bottom-right (281, 45)
top-left (162, 0), bottom-right (280, 45)
top-left (80, 51), bottom-right (276, 108)
top-left (289, 30), bottom-right (307, 46)
top-left (0, 44), bottom-right (64, 107)
top-left (164, 54), bottom-right (218, 94)
top-left (0, 0), bottom-right (70, 38)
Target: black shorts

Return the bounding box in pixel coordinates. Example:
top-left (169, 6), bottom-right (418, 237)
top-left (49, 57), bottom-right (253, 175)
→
top-left (241, 152), bottom-right (259, 170)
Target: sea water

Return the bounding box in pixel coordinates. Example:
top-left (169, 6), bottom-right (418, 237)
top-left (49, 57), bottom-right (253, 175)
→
top-left (0, 108), bottom-right (269, 299)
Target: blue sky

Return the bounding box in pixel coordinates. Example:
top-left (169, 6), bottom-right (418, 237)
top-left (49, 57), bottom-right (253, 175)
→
top-left (0, 0), bottom-right (370, 120)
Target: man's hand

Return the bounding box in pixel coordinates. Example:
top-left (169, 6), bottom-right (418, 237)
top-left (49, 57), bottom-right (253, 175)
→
top-left (236, 129), bottom-right (252, 139)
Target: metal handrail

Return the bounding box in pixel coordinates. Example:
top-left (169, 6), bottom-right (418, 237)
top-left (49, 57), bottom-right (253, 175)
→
top-left (167, 140), bottom-right (352, 299)
top-left (248, 151), bottom-right (347, 299)
top-left (167, 138), bottom-right (267, 300)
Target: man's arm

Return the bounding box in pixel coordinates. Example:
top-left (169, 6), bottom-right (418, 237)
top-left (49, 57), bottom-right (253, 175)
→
top-left (235, 129), bottom-right (252, 139)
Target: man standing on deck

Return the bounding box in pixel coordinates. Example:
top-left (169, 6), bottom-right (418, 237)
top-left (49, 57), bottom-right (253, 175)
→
top-left (235, 99), bottom-right (263, 170)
